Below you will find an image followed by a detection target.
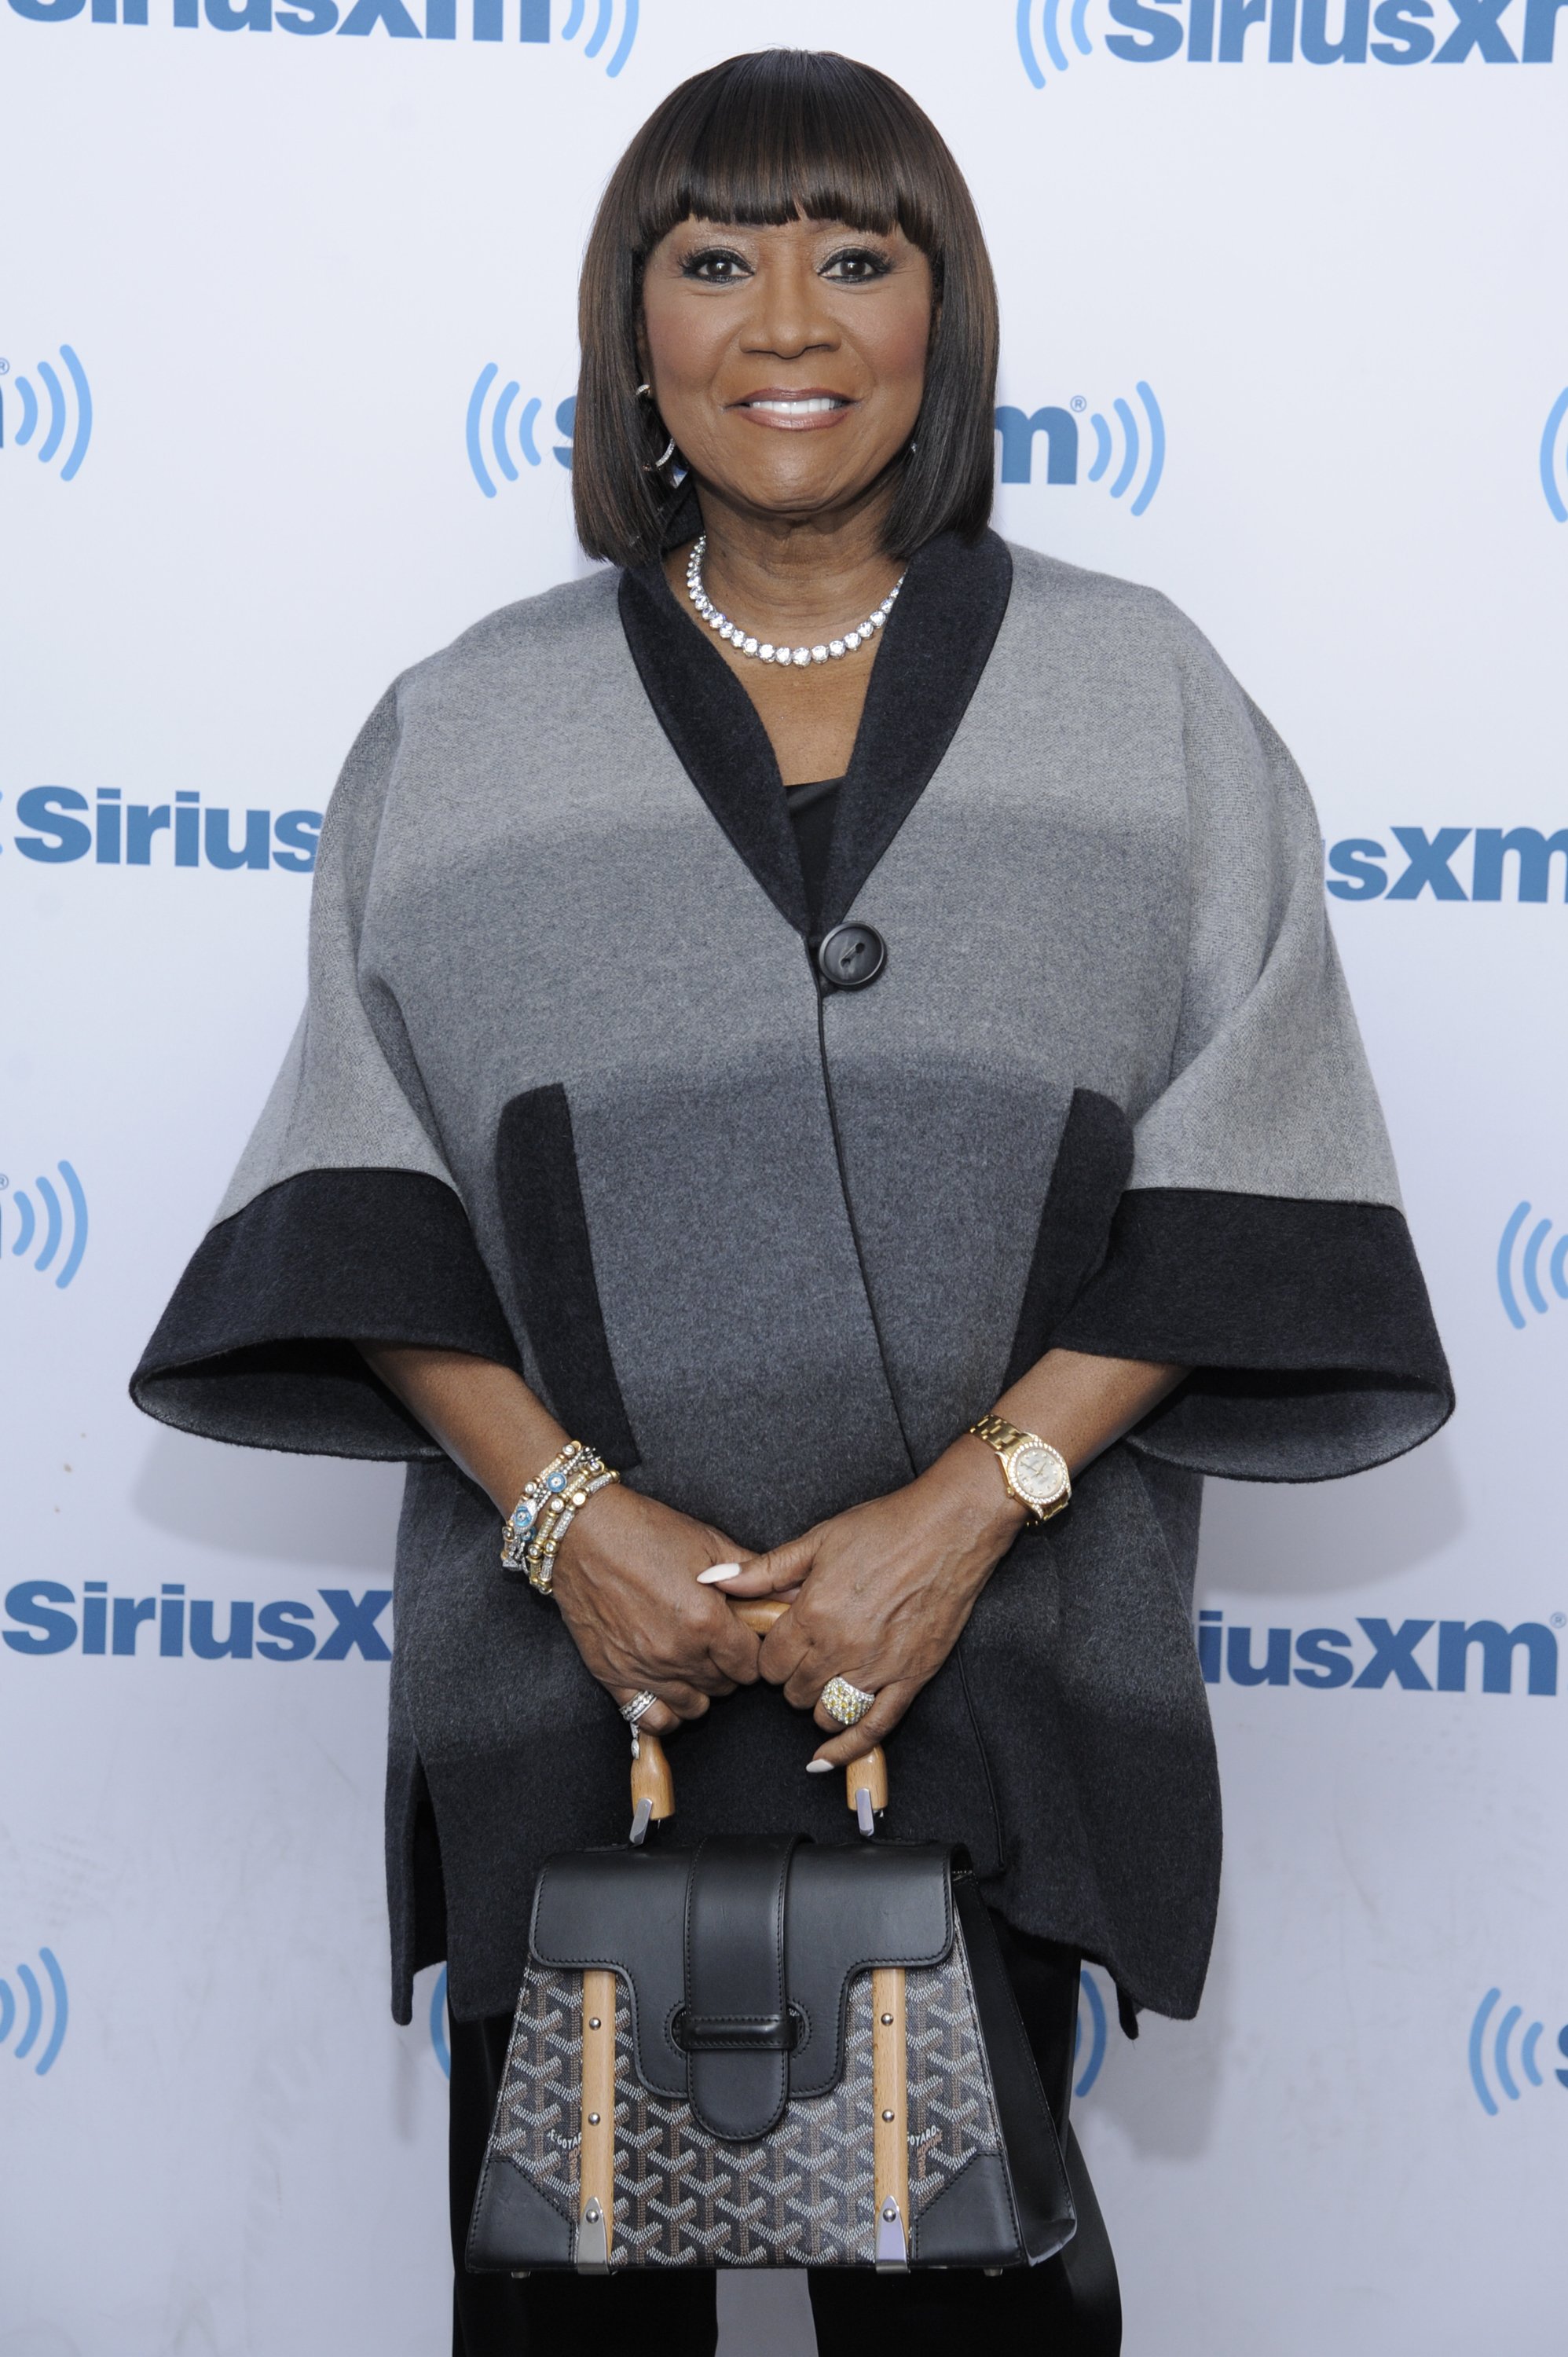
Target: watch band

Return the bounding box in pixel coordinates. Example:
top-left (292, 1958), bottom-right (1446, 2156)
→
top-left (968, 1413), bottom-right (1072, 1524)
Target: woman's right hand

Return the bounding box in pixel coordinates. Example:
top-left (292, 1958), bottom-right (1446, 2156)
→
top-left (549, 1484), bottom-right (761, 1738)
top-left (355, 1345), bottom-right (760, 1741)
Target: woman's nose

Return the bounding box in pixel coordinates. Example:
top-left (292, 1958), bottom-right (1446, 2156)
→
top-left (739, 258), bottom-right (839, 359)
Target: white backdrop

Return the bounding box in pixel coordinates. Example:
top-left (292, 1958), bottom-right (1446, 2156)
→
top-left (3, 3), bottom-right (1565, 2350)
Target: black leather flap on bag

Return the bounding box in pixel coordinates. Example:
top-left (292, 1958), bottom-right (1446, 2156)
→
top-left (529, 1838), bottom-right (954, 2136)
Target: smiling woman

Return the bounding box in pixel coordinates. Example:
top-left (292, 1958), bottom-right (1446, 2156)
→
top-left (131, 42), bottom-right (1451, 2357)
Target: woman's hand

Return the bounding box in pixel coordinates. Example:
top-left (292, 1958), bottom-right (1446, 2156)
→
top-left (550, 1485), bottom-right (762, 1739)
top-left (360, 1340), bottom-right (1185, 1761)
top-left (356, 1343), bottom-right (761, 1744)
top-left (714, 1440), bottom-right (1026, 1768)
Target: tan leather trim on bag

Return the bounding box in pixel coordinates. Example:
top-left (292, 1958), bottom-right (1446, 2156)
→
top-left (577, 1970), bottom-right (617, 2270)
top-left (872, 1966), bottom-right (909, 2268)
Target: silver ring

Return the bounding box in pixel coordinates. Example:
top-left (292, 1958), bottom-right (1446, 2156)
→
top-left (620, 1690), bottom-right (658, 1728)
top-left (819, 1676), bottom-right (876, 1729)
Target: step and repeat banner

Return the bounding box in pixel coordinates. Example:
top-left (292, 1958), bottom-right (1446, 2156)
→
top-left (2, 2), bottom-right (1563, 2350)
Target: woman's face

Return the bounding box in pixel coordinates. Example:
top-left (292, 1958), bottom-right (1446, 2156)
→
top-left (639, 214), bottom-right (934, 528)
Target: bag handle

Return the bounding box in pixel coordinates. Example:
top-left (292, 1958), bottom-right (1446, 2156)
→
top-left (628, 1596), bottom-right (888, 1843)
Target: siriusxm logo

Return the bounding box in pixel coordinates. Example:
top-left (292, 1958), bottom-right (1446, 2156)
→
top-left (1468, 1989), bottom-right (1568, 2115)
top-left (0, 1949), bottom-right (68, 2077)
top-left (466, 376), bottom-right (574, 497)
top-left (1497, 1203), bottom-right (1567, 1329)
top-left (5, 0), bottom-right (637, 66)
top-left (6, 787), bottom-right (320, 872)
top-left (1197, 1609), bottom-right (1561, 1693)
top-left (1541, 390), bottom-right (1568, 522)
top-left (0, 1164), bottom-right (87, 1291)
top-left (1015, 0), bottom-right (1568, 75)
top-left (0, 349), bottom-right (91, 482)
top-left (995, 387), bottom-right (1166, 515)
top-left (1325, 827), bottom-right (1568, 901)
top-left (3, 1582), bottom-right (393, 1660)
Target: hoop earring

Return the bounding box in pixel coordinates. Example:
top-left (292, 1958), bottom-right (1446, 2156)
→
top-left (636, 381), bottom-right (676, 473)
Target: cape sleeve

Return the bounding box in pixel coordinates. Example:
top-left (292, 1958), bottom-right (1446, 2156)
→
top-left (1051, 610), bottom-right (1453, 1482)
top-left (130, 686), bottom-right (519, 1459)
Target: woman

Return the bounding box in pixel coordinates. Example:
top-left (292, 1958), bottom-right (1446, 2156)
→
top-left (133, 46), bottom-right (1451, 2357)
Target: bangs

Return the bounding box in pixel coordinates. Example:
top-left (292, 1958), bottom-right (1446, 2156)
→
top-left (623, 49), bottom-right (940, 260)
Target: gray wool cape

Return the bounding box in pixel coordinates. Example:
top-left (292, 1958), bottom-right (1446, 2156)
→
top-left (133, 527), bottom-right (1451, 2030)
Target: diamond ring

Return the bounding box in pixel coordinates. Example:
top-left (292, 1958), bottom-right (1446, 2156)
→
top-left (620, 1690), bottom-right (659, 1728)
top-left (819, 1676), bottom-right (876, 1729)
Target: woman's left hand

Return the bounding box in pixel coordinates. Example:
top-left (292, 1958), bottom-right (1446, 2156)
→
top-left (713, 1441), bottom-right (1028, 1767)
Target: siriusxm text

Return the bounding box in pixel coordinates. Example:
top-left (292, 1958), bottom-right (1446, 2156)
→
top-left (3, 1582), bottom-right (392, 1660)
top-left (16, 0), bottom-right (1568, 61)
top-left (1102, 0), bottom-right (1566, 62)
top-left (1199, 1611), bottom-right (1559, 1692)
top-left (9, 789), bottom-right (320, 873)
top-left (8, 0), bottom-right (551, 35)
top-left (1326, 828), bottom-right (1568, 902)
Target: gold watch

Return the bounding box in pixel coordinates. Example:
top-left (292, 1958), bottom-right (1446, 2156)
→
top-left (968, 1413), bottom-right (1072, 1523)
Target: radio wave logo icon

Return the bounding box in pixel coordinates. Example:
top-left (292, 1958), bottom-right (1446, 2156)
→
top-left (559, 0), bottom-right (637, 76)
top-left (1074, 1967), bottom-right (1109, 2098)
top-left (0, 347), bottom-right (92, 482)
top-left (1086, 384), bottom-right (1165, 515)
top-left (466, 371), bottom-right (574, 497)
top-left (1541, 390), bottom-right (1568, 523)
top-left (996, 383), bottom-right (1166, 515)
top-left (1497, 1201), bottom-right (1567, 1329)
top-left (1017, 0), bottom-right (1094, 84)
top-left (1468, 1987), bottom-right (1565, 2116)
top-left (0, 1949), bottom-right (68, 2077)
top-left (0, 1163), bottom-right (88, 1289)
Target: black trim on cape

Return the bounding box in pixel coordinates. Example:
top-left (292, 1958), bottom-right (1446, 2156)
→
top-left (1004, 1089), bottom-right (1135, 1387)
top-left (1053, 1188), bottom-right (1454, 1479)
top-left (130, 1168), bottom-right (519, 1458)
top-left (617, 527), bottom-right (1014, 937)
top-left (496, 1087), bottom-right (641, 1472)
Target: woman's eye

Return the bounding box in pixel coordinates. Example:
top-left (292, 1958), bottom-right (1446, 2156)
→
top-left (681, 249), bottom-right (751, 284)
top-left (820, 247), bottom-right (892, 284)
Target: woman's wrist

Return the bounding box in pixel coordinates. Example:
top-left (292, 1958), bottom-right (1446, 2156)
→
top-left (919, 1437), bottom-right (1030, 1556)
top-left (500, 1439), bottom-right (621, 1594)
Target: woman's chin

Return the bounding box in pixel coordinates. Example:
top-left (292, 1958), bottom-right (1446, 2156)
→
top-left (713, 465), bottom-right (892, 522)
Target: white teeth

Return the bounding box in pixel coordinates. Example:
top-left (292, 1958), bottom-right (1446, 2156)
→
top-left (746, 397), bottom-right (843, 416)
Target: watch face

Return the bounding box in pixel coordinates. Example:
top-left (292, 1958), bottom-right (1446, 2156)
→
top-left (1011, 1442), bottom-right (1068, 1505)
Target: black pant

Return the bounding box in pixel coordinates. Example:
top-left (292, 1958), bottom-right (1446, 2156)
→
top-left (449, 1915), bottom-right (1120, 2356)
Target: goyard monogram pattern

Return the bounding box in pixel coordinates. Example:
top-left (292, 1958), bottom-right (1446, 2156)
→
top-left (486, 1932), bottom-right (1003, 2267)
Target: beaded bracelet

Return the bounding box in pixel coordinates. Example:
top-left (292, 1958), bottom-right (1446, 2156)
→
top-left (500, 1441), bottom-right (588, 1576)
top-left (500, 1441), bottom-right (620, 1596)
top-left (522, 1466), bottom-right (619, 1597)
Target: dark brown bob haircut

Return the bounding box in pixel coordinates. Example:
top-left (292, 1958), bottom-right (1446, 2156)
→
top-left (573, 48), bottom-right (999, 570)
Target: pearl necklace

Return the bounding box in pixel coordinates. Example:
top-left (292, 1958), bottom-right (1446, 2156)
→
top-left (685, 534), bottom-right (905, 669)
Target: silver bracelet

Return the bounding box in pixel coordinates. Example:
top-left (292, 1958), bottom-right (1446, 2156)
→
top-left (500, 1440), bottom-right (595, 1575)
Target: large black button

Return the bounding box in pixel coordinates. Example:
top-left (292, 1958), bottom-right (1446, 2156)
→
top-left (816, 923), bottom-right (886, 991)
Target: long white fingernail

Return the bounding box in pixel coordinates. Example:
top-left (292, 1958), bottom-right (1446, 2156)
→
top-left (698, 1563), bottom-right (742, 1584)
top-left (804, 1759), bottom-right (833, 1775)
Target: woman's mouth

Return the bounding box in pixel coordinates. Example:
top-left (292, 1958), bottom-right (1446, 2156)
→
top-left (733, 392), bottom-right (854, 428)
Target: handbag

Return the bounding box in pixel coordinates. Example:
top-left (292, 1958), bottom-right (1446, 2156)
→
top-left (466, 1604), bottom-right (1077, 2278)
